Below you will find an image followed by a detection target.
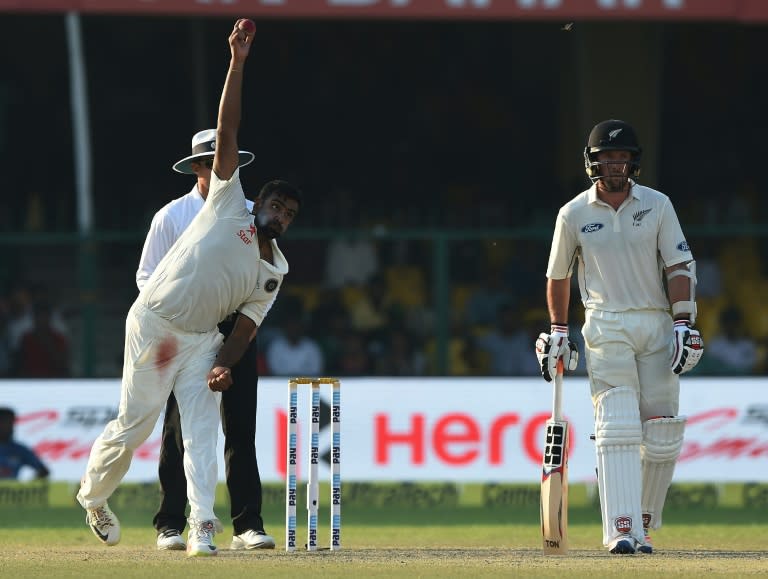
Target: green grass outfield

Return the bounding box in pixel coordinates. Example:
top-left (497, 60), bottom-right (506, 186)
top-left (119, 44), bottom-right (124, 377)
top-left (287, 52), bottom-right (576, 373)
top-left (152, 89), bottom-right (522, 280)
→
top-left (0, 482), bottom-right (766, 578)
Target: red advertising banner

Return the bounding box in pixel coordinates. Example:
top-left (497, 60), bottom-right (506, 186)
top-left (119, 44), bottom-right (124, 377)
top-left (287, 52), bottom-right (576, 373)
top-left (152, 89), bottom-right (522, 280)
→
top-left (1, 0), bottom-right (768, 22)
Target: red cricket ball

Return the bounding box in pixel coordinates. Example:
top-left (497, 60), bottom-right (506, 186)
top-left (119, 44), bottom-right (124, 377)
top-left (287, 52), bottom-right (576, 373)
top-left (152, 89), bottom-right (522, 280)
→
top-left (238, 19), bottom-right (256, 34)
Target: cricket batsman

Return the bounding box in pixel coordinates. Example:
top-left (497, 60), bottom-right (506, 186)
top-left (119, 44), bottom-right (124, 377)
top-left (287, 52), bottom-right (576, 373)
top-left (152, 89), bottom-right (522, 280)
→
top-left (535, 119), bottom-right (704, 554)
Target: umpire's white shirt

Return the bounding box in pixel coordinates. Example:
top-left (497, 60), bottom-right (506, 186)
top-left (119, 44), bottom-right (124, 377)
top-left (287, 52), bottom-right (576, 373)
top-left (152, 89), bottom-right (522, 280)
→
top-left (546, 182), bottom-right (693, 312)
top-left (138, 168), bottom-right (287, 330)
top-left (136, 185), bottom-right (255, 290)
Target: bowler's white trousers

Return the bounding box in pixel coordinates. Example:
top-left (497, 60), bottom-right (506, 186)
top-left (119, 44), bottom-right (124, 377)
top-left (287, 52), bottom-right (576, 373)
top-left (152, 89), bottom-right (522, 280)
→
top-left (77, 302), bottom-right (223, 522)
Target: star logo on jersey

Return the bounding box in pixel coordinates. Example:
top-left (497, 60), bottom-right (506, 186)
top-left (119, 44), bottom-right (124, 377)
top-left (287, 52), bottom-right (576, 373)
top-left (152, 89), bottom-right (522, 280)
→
top-left (632, 208), bottom-right (652, 227)
top-left (237, 225), bottom-right (256, 245)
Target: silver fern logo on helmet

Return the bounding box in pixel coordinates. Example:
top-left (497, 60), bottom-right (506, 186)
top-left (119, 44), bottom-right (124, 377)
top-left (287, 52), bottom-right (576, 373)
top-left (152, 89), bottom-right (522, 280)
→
top-left (583, 120), bottom-right (642, 184)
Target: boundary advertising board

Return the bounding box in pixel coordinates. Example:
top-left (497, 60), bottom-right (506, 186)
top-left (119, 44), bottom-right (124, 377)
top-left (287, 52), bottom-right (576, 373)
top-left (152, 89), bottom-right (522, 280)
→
top-left (2, 377), bottom-right (766, 483)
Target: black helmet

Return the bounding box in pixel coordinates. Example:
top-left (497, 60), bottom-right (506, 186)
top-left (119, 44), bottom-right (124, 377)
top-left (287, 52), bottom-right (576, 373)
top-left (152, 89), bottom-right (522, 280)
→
top-left (583, 119), bottom-right (642, 182)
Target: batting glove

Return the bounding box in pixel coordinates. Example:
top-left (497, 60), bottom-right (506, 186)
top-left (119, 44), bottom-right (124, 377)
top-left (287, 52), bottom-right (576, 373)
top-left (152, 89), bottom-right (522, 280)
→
top-left (670, 319), bottom-right (704, 375)
top-left (535, 324), bottom-right (579, 382)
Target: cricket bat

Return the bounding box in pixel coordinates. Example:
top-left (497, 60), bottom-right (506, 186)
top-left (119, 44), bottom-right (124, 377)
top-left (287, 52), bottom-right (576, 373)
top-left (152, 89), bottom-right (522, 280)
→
top-left (541, 361), bottom-right (568, 555)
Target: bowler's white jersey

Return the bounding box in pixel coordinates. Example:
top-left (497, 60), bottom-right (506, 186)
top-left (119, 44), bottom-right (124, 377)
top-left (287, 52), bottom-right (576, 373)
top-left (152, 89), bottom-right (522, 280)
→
top-left (138, 168), bottom-right (287, 331)
top-left (136, 186), bottom-right (254, 290)
top-left (546, 182), bottom-right (693, 313)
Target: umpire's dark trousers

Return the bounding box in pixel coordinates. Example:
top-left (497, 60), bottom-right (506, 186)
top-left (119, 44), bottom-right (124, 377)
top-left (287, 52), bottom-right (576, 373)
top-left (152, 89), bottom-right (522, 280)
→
top-left (152, 318), bottom-right (264, 535)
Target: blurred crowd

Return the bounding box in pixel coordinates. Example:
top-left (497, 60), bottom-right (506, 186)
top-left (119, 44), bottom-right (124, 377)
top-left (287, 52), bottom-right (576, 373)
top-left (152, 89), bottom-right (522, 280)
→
top-left (1, 13), bottom-right (767, 379)
top-left (2, 228), bottom-right (767, 378)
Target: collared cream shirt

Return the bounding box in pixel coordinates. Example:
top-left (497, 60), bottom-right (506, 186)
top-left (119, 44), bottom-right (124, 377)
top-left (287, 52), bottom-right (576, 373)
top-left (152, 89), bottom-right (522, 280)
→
top-left (139, 168), bottom-right (287, 332)
top-left (135, 186), bottom-right (255, 291)
top-left (546, 182), bottom-right (692, 313)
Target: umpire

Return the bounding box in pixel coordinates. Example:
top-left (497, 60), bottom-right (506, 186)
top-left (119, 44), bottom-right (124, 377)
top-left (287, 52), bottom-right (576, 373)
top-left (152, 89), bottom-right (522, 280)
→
top-left (136, 129), bottom-right (275, 550)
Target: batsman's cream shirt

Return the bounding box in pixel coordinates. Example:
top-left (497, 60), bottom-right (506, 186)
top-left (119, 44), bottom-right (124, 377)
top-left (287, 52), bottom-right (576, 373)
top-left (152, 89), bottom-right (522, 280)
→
top-left (139, 168), bottom-right (287, 331)
top-left (135, 186), bottom-right (254, 290)
top-left (546, 182), bottom-right (693, 313)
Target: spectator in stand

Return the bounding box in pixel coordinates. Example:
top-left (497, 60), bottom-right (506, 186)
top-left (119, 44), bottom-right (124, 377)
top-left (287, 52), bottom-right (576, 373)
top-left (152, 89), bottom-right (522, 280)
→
top-left (374, 326), bottom-right (426, 376)
top-left (0, 292), bottom-right (11, 377)
top-left (698, 306), bottom-right (757, 375)
top-left (265, 310), bottom-right (324, 377)
top-left (477, 303), bottom-right (540, 376)
top-left (0, 407), bottom-right (50, 480)
top-left (465, 268), bottom-right (513, 328)
top-left (6, 282), bottom-right (68, 353)
top-left (348, 273), bottom-right (402, 343)
top-left (337, 331), bottom-right (372, 376)
top-left (425, 318), bottom-right (484, 376)
top-left (310, 288), bottom-right (351, 375)
top-left (694, 239), bottom-right (722, 300)
top-left (324, 235), bottom-right (379, 289)
top-left (12, 301), bottom-right (71, 377)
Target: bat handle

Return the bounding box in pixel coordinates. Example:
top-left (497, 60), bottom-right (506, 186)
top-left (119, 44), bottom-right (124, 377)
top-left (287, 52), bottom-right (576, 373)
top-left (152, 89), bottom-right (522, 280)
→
top-left (552, 360), bottom-right (564, 422)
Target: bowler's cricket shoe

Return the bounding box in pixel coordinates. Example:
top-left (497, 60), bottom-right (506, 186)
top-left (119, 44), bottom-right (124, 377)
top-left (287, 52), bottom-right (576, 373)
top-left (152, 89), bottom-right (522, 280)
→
top-left (609, 536), bottom-right (636, 555)
top-left (157, 529), bottom-right (186, 551)
top-left (638, 530), bottom-right (653, 554)
top-left (187, 519), bottom-right (218, 557)
top-left (230, 529), bottom-right (276, 550)
top-left (86, 503), bottom-right (121, 546)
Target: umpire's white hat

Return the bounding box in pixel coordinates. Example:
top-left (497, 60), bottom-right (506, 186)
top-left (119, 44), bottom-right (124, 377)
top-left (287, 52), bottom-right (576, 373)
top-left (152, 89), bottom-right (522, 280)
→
top-left (172, 129), bottom-right (255, 174)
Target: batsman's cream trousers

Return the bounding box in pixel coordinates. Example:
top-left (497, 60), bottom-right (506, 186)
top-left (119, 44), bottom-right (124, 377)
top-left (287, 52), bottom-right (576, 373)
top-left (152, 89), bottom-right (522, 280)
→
top-left (77, 302), bottom-right (223, 521)
top-left (582, 309), bottom-right (680, 420)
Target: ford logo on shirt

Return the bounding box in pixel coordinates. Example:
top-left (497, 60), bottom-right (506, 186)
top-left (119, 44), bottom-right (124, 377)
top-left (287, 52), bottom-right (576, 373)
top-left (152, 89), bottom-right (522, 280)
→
top-left (677, 241), bottom-right (690, 251)
top-left (581, 223), bottom-right (604, 233)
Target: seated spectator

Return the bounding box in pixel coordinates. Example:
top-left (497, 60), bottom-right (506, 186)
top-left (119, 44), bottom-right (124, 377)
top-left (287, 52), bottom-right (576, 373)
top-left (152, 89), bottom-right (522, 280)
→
top-left (477, 303), bottom-right (541, 376)
top-left (6, 282), bottom-right (68, 353)
top-left (12, 300), bottom-right (71, 377)
top-left (348, 274), bottom-right (403, 342)
top-left (310, 288), bottom-right (351, 375)
top-left (374, 327), bottom-right (426, 376)
top-left (0, 407), bottom-right (50, 479)
top-left (336, 331), bottom-right (372, 376)
top-left (0, 292), bottom-right (11, 377)
top-left (265, 311), bottom-right (324, 377)
top-left (325, 235), bottom-right (379, 288)
top-left (697, 306), bottom-right (758, 375)
top-left (695, 239), bottom-right (722, 299)
top-left (464, 268), bottom-right (514, 327)
top-left (425, 319), bottom-right (485, 376)
top-left (501, 240), bottom-right (544, 302)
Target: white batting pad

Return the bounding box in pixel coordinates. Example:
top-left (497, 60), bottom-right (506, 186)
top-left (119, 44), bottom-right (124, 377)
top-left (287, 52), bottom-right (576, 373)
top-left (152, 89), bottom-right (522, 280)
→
top-left (594, 386), bottom-right (644, 547)
top-left (641, 416), bottom-right (686, 530)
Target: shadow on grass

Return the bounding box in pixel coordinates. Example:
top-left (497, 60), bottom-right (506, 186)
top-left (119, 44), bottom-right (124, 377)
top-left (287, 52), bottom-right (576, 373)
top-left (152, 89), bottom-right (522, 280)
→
top-left (2, 505), bottom-right (766, 529)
